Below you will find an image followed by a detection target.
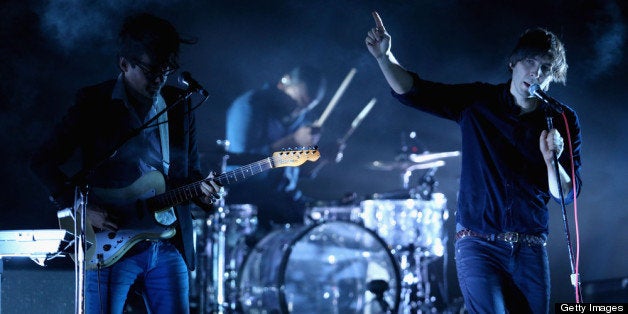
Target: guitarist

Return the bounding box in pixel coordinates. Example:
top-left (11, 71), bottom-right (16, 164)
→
top-left (30, 13), bottom-right (221, 314)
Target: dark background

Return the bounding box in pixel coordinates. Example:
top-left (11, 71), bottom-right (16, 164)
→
top-left (1, 0), bottom-right (627, 309)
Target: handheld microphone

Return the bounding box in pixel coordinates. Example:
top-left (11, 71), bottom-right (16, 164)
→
top-left (528, 84), bottom-right (563, 114)
top-left (178, 71), bottom-right (209, 97)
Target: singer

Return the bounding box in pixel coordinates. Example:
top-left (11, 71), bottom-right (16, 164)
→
top-left (29, 13), bottom-right (222, 313)
top-left (367, 12), bottom-right (582, 314)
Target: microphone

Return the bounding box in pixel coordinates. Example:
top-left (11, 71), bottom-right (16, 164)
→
top-left (178, 71), bottom-right (209, 97)
top-left (528, 84), bottom-right (563, 113)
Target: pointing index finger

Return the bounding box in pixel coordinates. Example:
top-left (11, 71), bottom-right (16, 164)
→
top-left (372, 11), bottom-right (385, 31)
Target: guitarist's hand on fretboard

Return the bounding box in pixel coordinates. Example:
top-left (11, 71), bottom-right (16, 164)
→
top-left (86, 204), bottom-right (118, 231)
top-left (198, 171), bottom-right (223, 206)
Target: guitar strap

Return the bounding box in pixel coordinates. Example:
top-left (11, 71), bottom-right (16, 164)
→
top-left (155, 95), bottom-right (170, 175)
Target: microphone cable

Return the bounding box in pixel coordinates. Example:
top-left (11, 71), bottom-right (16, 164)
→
top-left (560, 111), bottom-right (583, 303)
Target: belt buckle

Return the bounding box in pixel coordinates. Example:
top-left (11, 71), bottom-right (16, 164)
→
top-left (504, 232), bottom-right (519, 243)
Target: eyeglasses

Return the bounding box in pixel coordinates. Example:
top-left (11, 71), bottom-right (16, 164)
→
top-left (132, 59), bottom-right (178, 81)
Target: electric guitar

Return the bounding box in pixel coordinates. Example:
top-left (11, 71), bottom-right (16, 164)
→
top-left (57, 148), bottom-right (320, 269)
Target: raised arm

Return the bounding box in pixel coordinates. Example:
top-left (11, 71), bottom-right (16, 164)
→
top-left (365, 11), bottom-right (414, 94)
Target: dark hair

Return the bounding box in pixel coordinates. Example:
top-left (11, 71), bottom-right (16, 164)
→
top-left (118, 13), bottom-right (196, 68)
top-left (509, 27), bottom-right (568, 84)
top-left (289, 65), bottom-right (327, 108)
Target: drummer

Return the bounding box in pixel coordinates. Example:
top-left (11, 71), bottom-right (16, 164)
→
top-left (224, 65), bottom-right (327, 245)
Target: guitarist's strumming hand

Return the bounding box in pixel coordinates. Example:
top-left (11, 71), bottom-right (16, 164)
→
top-left (198, 171), bottom-right (223, 205)
top-left (87, 204), bottom-right (118, 231)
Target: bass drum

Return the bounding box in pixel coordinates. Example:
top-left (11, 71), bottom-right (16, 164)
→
top-left (238, 221), bottom-right (401, 314)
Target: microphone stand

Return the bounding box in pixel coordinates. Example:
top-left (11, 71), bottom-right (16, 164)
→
top-left (544, 106), bottom-right (582, 302)
top-left (67, 88), bottom-right (201, 314)
top-left (72, 184), bottom-right (88, 314)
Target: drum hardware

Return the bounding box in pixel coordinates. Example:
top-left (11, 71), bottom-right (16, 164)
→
top-left (410, 167), bottom-right (438, 201)
top-left (367, 159), bottom-right (445, 172)
top-left (197, 141), bottom-right (452, 313)
top-left (367, 150), bottom-right (459, 200)
top-left (359, 192), bottom-right (448, 314)
top-left (304, 205), bottom-right (362, 225)
top-left (360, 194), bottom-right (447, 255)
top-left (189, 211), bottom-right (209, 313)
top-left (367, 279), bottom-right (392, 313)
top-left (202, 202), bottom-right (259, 314)
top-left (396, 244), bottom-right (439, 314)
top-left (237, 221), bottom-right (401, 314)
top-left (367, 149), bottom-right (459, 171)
top-left (206, 205), bottom-right (229, 313)
top-left (407, 151), bottom-right (460, 164)
top-left (199, 194), bottom-right (448, 313)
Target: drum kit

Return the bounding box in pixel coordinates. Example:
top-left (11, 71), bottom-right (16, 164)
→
top-left (191, 149), bottom-right (460, 314)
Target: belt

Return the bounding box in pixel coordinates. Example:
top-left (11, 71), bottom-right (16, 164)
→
top-left (455, 229), bottom-right (546, 246)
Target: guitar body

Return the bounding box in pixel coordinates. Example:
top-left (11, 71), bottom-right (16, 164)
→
top-left (59, 171), bottom-right (176, 269)
top-left (56, 148), bottom-right (320, 269)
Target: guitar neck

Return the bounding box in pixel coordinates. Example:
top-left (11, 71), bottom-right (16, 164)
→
top-left (215, 157), bottom-right (274, 185)
top-left (148, 157), bottom-right (274, 211)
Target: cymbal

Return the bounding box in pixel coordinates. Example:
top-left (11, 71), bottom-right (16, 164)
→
top-left (407, 150), bottom-right (460, 163)
top-left (367, 160), bottom-right (445, 171)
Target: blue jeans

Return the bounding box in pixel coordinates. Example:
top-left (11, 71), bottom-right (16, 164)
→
top-left (85, 240), bottom-right (190, 314)
top-left (455, 236), bottom-right (550, 314)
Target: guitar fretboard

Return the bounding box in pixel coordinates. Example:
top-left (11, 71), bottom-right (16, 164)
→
top-left (148, 158), bottom-right (274, 210)
top-left (215, 158), bottom-right (273, 185)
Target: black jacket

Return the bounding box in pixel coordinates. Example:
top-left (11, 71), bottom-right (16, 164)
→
top-left (30, 79), bottom-right (207, 270)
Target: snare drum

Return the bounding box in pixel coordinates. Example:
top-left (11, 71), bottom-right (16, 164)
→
top-left (360, 193), bottom-right (447, 256)
top-left (238, 221), bottom-right (401, 313)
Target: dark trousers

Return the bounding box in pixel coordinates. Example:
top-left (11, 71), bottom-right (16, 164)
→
top-left (454, 236), bottom-right (550, 314)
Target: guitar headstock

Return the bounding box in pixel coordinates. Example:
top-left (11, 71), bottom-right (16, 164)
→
top-left (272, 147), bottom-right (320, 167)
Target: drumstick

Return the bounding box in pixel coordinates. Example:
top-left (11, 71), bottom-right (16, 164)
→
top-left (350, 98), bottom-right (376, 129)
top-left (312, 68), bottom-right (357, 128)
top-left (340, 98), bottom-right (377, 143)
top-left (335, 98), bottom-right (376, 163)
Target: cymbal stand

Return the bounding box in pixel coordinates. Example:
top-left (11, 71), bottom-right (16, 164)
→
top-left (396, 244), bottom-right (435, 314)
top-left (190, 211), bottom-right (209, 314)
top-left (208, 150), bottom-right (236, 314)
top-left (208, 206), bottom-right (228, 313)
top-left (207, 151), bottom-right (231, 313)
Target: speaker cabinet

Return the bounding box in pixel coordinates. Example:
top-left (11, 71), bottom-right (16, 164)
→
top-left (1, 258), bottom-right (75, 314)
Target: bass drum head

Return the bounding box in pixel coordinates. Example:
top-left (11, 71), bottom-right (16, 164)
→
top-left (238, 221), bottom-right (400, 314)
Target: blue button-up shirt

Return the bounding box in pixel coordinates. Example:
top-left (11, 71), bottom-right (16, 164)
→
top-left (393, 73), bottom-right (582, 236)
